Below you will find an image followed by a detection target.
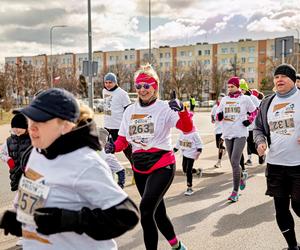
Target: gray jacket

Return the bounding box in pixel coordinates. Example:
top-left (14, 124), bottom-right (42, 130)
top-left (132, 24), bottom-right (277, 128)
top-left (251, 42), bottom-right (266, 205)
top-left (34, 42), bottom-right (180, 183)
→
top-left (253, 93), bottom-right (276, 148)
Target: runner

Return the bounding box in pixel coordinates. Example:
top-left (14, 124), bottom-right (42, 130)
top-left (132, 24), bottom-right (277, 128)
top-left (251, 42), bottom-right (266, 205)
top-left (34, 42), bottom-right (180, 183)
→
top-left (173, 112), bottom-right (203, 196)
top-left (0, 88), bottom-right (139, 250)
top-left (211, 93), bottom-right (226, 168)
top-left (254, 64), bottom-right (300, 250)
top-left (103, 72), bottom-right (133, 163)
top-left (217, 76), bottom-right (257, 202)
top-left (105, 64), bottom-right (191, 250)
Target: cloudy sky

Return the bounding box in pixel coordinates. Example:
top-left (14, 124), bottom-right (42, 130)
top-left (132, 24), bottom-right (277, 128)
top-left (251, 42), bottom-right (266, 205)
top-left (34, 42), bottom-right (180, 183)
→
top-left (1, 0), bottom-right (299, 62)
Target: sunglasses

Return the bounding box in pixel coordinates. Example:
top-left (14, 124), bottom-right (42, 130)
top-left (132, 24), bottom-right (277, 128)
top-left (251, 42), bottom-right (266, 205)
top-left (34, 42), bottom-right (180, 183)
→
top-left (135, 82), bottom-right (155, 90)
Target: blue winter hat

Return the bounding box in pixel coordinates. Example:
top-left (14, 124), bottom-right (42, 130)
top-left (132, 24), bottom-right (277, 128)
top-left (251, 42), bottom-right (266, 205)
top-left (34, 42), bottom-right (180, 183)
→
top-left (104, 72), bottom-right (117, 83)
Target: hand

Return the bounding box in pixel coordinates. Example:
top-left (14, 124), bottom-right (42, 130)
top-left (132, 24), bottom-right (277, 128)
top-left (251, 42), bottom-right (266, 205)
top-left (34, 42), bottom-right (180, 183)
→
top-left (34, 207), bottom-right (81, 235)
top-left (105, 135), bottom-right (115, 154)
top-left (257, 143), bottom-right (267, 156)
top-left (0, 210), bottom-right (22, 237)
top-left (242, 120), bottom-right (251, 127)
top-left (117, 169), bottom-right (125, 189)
top-left (217, 112), bottom-right (224, 121)
top-left (9, 166), bottom-right (23, 191)
top-left (168, 90), bottom-right (183, 112)
top-left (7, 158), bottom-right (15, 170)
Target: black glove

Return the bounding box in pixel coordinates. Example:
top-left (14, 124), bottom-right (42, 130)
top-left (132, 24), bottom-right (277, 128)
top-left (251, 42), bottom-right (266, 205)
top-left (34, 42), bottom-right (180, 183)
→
top-left (168, 90), bottom-right (183, 112)
top-left (105, 135), bottom-right (115, 154)
top-left (9, 166), bottom-right (23, 191)
top-left (217, 112), bottom-right (224, 121)
top-left (242, 120), bottom-right (251, 127)
top-left (173, 148), bottom-right (178, 153)
top-left (0, 210), bottom-right (22, 237)
top-left (117, 169), bottom-right (126, 189)
top-left (34, 207), bottom-right (82, 235)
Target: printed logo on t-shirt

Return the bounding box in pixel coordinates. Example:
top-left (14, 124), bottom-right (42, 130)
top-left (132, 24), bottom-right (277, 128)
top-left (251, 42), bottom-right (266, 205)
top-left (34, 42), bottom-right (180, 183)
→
top-left (104, 94), bottom-right (112, 116)
top-left (129, 114), bottom-right (154, 146)
top-left (269, 102), bottom-right (295, 135)
top-left (224, 101), bottom-right (240, 121)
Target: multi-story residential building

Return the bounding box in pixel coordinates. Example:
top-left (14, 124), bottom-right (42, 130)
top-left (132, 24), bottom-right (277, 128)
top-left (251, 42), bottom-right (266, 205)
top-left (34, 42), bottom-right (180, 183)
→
top-left (5, 36), bottom-right (299, 100)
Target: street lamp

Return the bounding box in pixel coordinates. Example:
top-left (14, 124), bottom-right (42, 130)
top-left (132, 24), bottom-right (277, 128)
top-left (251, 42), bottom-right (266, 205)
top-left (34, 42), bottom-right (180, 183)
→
top-left (50, 25), bottom-right (67, 88)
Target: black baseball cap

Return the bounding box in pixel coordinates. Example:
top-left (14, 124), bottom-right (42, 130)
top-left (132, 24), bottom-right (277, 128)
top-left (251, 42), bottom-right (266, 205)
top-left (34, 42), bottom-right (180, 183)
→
top-left (21, 88), bottom-right (80, 122)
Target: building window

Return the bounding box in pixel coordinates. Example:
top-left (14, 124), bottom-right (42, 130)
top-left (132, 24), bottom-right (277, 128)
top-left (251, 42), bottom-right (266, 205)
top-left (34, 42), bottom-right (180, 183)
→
top-left (125, 55), bottom-right (128, 60)
top-left (204, 59), bottom-right (210, 65)
top-left (180, 51), bottom-right (186, 57)
top-left (221, 48), bottom-right (228, 54)
top-left (188, 51), bottom-right (192, 57)
top-left (241, 57), bottom-right (246, 63)
top-left (198, 50), bottom-right (202, 56)
top-left (248, 67), bottom-right (255, 73)
top-left (109, 56), bottom-right (114, 61)
top-left (160, 53), bottom-right (163, 58)
top-left (249, 47), bottom-right (255, 54)
top-left (221, 58), bottom-right (228, 64)
top-left (230, 48), bottom-right (235, 53)
top-left (188, 61), bottom-right (192, 66)
top-left (165, 52), bottom-right (171, 58)
top-left (130, 55), bottom-right (135, 60)
top-left (241, 47), bottom-right (246, 52)
top-left (204, 50), bottom-right (210, 55)
top-left (248, 57), bottom-right (255, 63)
top-left (160, 62), bottom-right (163, 67)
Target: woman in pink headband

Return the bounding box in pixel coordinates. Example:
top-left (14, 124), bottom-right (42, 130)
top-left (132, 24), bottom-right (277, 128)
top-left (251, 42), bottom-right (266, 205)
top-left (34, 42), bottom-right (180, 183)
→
top-left (105, 64), bottom-right (192, 250)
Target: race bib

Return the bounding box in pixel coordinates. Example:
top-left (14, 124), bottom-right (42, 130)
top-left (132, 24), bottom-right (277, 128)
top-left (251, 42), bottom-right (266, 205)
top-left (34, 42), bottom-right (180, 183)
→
top-left (224, 102), bottom-right (240, 122)
top-left (179, 140), bottom-right (192, 149)
top-left (17, 176), bottom-right (50, 225)
top-left (129, 114), bottom-right (154, 146)
top-left (269, 103), bottom-right (295, 135)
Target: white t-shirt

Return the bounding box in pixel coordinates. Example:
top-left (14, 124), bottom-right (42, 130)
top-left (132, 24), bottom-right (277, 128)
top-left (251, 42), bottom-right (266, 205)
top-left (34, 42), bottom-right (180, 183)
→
top-left (248, 95), bottom-right (260, 131)
top-left (17, 147), bottom-right (128, 250)
top-left (211, 104), bottom-right (223, 135)
top-left (98, 150), bottom-right (124, 173)
top-left (103, 87), bottom-right (131, 129)
top-left (217, 94), bottom-right (256, 139)
top-left (119, 100), bottom-right (179, 151)
top-left (175, 131), bottom-right (203, 159)
top-left (266, 90), bottom-right (300, 166)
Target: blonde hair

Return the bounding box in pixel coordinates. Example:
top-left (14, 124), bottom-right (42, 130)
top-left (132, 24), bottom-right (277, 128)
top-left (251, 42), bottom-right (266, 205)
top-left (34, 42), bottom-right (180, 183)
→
top-left (77, 101), bottom-right (94, 124)
top-left (134, 64), bottom-right (160, 87)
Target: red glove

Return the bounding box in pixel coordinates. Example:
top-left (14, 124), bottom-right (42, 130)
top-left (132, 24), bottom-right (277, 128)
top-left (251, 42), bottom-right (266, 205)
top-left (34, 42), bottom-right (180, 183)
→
top-left (7, 158), bottom-right (15, 170)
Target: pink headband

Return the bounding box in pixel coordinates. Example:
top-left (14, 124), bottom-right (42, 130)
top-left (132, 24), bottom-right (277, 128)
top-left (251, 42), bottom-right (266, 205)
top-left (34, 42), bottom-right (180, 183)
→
top-left (135, 73), bottom-right (158, 90)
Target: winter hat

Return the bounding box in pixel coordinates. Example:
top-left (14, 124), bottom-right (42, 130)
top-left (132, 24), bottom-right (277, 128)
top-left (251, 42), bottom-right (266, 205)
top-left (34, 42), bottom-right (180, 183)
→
top-left (239, 79), bottom-right (249, 91)
top-left (11, 113), bottom-right (28, 129)
top-left (228, 76), bottom-right (240, 88)
top-left (21, 88), bottom-right (80, 123)
top-left (104, 72), bottom-right (117, 83)
top-left (274, 64), bottom-right (296, 83)
top-left (219, 93), bottom-right (226, 97)
top-left (296, 73), bottom-right (300, 80)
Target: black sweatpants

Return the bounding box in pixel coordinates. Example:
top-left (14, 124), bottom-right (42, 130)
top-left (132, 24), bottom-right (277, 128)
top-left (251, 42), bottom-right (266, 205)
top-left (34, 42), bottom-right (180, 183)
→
top-left (134, 165), bottom-right (177, 250)
top-left (182, 156), bottom-right (197, 187)
top-left (105, 128), bottom-right (133, 164)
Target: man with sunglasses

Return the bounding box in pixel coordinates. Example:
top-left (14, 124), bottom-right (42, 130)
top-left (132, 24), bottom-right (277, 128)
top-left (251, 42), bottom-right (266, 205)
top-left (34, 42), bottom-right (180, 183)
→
top-left (102, 72), bottom-right (132, 164)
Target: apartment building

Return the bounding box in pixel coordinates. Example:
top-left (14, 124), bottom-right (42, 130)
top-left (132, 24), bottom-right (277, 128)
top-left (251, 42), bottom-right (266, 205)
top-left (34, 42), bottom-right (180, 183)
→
top-left (5, 36), bottom-right (299, 98)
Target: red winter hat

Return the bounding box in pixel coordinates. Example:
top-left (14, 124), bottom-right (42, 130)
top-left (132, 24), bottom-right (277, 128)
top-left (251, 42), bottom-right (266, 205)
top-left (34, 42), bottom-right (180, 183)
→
top-left (228, 76), bottom-right (240, 88)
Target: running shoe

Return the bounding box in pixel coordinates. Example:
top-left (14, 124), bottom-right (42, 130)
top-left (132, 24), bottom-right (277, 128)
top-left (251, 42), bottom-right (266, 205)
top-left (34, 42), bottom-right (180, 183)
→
top-left (214, 161), bottom-right (221, 168)
top-left (16, 237), bottom-right (23, 246)
top-left (184, 187), bottom-right (194, 196)
top-left (244, 159), bottom-right (252, 166)
top-left (240, 170), bottom-right (248, 190)
top-left (282, 246), bottom-right (300, 250)
top-left (172, 241), bottom-right (187, 250)
top-left (228, 191), bottom-right (239, 202)
top-left (196, 168), bottom-right (203, 178)
top-left (259, 155), bottom-right (266, 164)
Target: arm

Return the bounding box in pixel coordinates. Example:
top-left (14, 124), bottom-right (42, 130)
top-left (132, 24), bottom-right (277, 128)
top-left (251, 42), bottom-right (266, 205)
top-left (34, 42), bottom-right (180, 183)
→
top-left (253, 108), bottom-right (267, 155)
top-left (33, 198), bottom-right (139, 240)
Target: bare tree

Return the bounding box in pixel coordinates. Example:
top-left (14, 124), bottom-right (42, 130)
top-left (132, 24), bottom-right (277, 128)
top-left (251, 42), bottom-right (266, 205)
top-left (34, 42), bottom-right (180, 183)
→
top-left (211, 63), bottom-right (230, 100)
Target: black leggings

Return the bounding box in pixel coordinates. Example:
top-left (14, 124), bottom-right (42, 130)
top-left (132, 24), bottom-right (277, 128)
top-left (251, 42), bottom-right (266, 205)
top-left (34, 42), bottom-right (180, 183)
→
top-left (105, 128), bottom-right (133, 164)
top-left (274, 197), bottom-right (300, 247)
top-left (182, 156), bottom-right (197, 187)
top-left (134, 165), bottom-right (176, 250)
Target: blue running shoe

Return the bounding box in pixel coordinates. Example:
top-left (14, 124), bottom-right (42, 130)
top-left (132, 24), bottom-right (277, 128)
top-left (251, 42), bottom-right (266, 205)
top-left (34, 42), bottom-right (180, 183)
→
top-left (172, 241), bottom-right (187, 250)
top-left (228, 191), bottom-right (239, 202)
